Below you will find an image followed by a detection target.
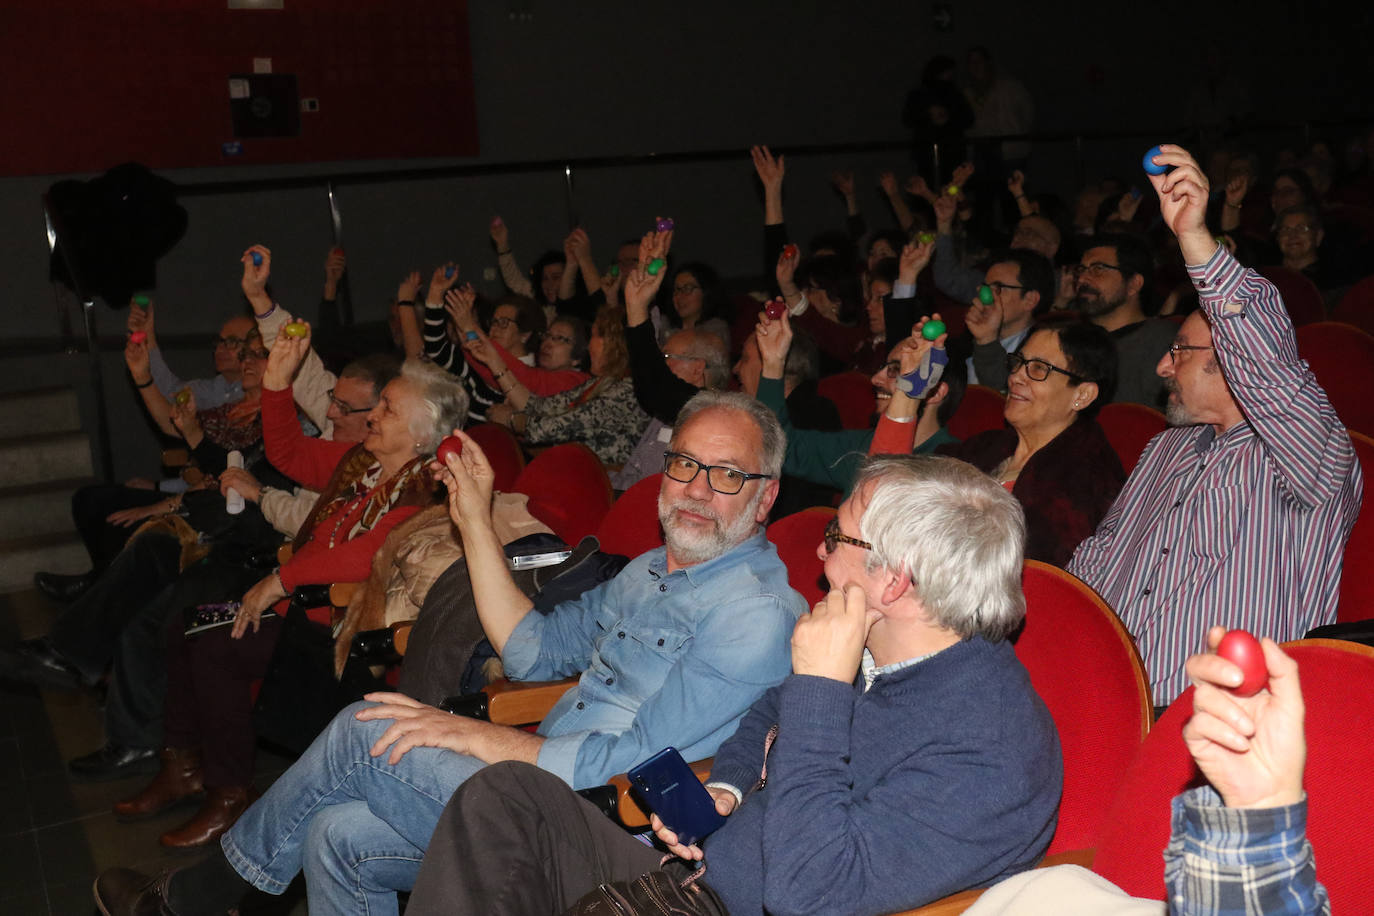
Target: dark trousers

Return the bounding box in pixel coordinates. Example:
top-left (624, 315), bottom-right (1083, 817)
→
top-left (71, 484), bottom-right (167, 572)
top-left (163, 610), bottom-right (282, 788)
top-left (407, 762), bottom-right (664, 916)
top-left (48, 532), bottom-right (182, 680)
top-left (103, 561), bottom-right (264, 751)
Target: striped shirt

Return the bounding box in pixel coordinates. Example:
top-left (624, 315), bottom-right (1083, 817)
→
top-left (422, 302), bottom-right (510, 425)
top-left (1068, 247), bottom-right (1362, 705)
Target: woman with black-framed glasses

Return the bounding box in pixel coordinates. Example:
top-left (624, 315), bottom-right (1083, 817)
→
top-left (873, 316), bottom-right (1124, 566)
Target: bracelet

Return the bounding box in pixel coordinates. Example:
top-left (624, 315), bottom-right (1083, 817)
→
top-left (497, 249), bottom-right (512, 256)
top-left (398, 299), bottom-right (415, 306)
top-left (135, 377), bottom-right (154, 389)
top-left (1224, 202), bottom-right (1242, 209)
top-left (254, 302), bottom-right (277, 320)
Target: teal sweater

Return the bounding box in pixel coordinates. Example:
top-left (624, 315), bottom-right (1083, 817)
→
top-left (757, 376), bottom-right (958, 495)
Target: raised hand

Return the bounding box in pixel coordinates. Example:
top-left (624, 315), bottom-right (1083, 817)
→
top-left (489, 215), bottom-right (510, 251)
top-left (951, 161), bottom-right (975, 188)
top-left (263, 321), bottom-right (311, 391)
top-left (1115, 189), bottom-right (1143, 223)
top-left (427, 263), bottom-right (458, 305)
top-left (905, 174), bottom-right (935, 202)
top-left (124, 336), bottom-right (151, 379)
top-left (964, 293), bottom-right (1002, 345)
top-left (170, 389), bottom-right (201, 439)
top-left (323, 247), bottom-right (347, 299)
top-left (1007, 169), bottom-right (1026, 199)
top-left (878, 170), bottom-right (899, 198)
top-left (623, 224), bottom-right (674, 323)
top-left (755, 308), bottom-right (793, 375)
top-left (1224, 173), bottom-right (1250, 208)
top-left (1182, 627), bottom-right (1306, 810)
top-left (1146, 145), bottom-right (1216, 263)
top-left (896, 238), bottom-right (934, 286)
top-left (241, 245), bottom-right (271, 301)
top-left (933, 194), bottom-right (957, 233)
top-left (444, 285), bottom-right (479, 333)
top-left (775, 243), bottom-right (800, 290)
top-left (751, 145), bottom-right (786, 193)
top-left (565, 227), bottom-right (592, 262)
top-left (461, 323), bottom-right (502, 370)
top-left (431, 428), bottom-right (497, 529)
top-left (830, 170), bottom-right (856, 198)
top-left (397, 270), bottom-right (422, 304)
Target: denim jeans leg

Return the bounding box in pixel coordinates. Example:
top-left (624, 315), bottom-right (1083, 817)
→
top-left (220, 700), bottom-right (485, 896)
top-left (301, 801), bottom-right (425, 916)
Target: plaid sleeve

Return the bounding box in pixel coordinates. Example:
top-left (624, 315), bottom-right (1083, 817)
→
top-left (1164, 786), bottom-right (1330, 916)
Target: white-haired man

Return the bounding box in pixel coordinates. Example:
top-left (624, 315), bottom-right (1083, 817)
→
top-left (95, 389), bottom-right (807, 916)
top-left (401, 454), bottom-right (1062, 916)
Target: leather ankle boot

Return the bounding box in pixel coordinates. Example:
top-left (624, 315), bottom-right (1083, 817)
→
top-left (113, 747), bottom-right (203, 821)
top-left (159, 785), bottom-right (257, 849)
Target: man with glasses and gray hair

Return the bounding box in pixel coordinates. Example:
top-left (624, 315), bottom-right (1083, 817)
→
top-left (1069, 145), bottom-right (1362, 712)
top-left (93, 390), bottom-right (807, 916)
top-left (394, 453), bottom-right (1061, 916)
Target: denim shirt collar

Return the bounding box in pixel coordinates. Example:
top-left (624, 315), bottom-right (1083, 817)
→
top-left (647, 527), bottom-right (771, 589)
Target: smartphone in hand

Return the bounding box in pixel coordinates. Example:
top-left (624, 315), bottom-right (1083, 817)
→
top-left (627, 747), bottom-right (725, 847)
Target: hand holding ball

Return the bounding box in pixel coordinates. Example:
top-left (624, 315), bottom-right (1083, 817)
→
top-left (283, 321), bottom-right (309, 339)
top-left (129, 331), bottom-right (147, 345)
top-left (1142, 145), bottom-right (1171, 176)
top-left (977, 284), bottom-right (995, 305)
top-left (764, 298), bottom-right (786, 321)
top-left (251, 252), bottom-right (263, 267)
top-left (921, 320), bottom-right (946, 341)
top-left (174, 389), bottom-right (191, 406)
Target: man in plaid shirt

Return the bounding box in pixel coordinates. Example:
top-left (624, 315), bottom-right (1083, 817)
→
top-left (964, 628), bottom-right (1327, 916)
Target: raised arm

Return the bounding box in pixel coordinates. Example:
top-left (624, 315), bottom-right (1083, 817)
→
top-left (244, 245), bottom-right (335, 433)
top-left (1150, 144), bottom-right (1356, 505)
top-left (125, 337), bottom-right (180, 437)
top-left (490, 216), bottom-right (535, 297)
top-left (624, 226), bottom-right (694, 421)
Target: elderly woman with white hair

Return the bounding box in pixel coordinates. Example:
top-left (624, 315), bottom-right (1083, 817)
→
top-left (111, 324), bottom-right (469, 850)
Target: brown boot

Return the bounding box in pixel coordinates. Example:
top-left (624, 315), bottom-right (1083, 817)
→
top-left (113, 748), bottom-right (203, 822)
top-left (159, 785), bottom-right (257, 849)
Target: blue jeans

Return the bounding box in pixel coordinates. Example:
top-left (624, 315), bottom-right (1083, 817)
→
top-left (221, 700), bottom-right (485, 915)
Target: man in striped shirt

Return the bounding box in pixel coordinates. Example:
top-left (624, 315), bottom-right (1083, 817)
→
top-left (1067, 145), bottom-right (1362, 708)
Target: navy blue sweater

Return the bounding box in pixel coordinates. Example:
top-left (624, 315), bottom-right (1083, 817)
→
top-left (702, 636), bottom-right (1062, 916)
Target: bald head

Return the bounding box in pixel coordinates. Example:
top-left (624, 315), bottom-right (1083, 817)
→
top-left (663, 329), bottom-right (729, 389)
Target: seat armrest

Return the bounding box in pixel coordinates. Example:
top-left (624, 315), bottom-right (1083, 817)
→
top-left (440, 677), bottom-right (579, 727)
top-left (611, 756), bottom-right (715, 828)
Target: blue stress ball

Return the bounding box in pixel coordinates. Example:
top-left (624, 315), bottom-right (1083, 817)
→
top-left (1142, 146), bottom-right (1169, 176)
top-left (251, 251), bottom-right (263, 267)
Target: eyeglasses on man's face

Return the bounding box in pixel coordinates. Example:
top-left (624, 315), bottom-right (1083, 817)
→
top-left (980, 281), bottom-right (1027, 298)
top-left (1167, 343), bottom-right (1214, 364)
top-left (673, 283), bottom-right (701, 296)
top-left (662, 452), bottom-right (771, 495)
top-left (823, 515), bottom-right (872, 554)
top-left (241, 347), bottom-right (270, 361)
top-left (326, 388), bottom-right (376, 415)
top-left (1072, 262), bottom-right (1125, 280)
top-left (1006, 352), bottom-right (1084, 383)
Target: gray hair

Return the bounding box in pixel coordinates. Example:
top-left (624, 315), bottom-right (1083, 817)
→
top-left (401, 358), bottom-right (470, 453)
top-left (680, 330), bottom-right (730, 389)
top-left (783, 329), bottom-right (820, 385)
top-left (854, 455), bottom-right (1026, 642)
top-left (672, 389), bottom-right (786, 478)
top-left (339, 352), bottom-right (401, 400)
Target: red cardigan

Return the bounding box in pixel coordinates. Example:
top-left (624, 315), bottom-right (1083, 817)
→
top-left (468, 341), bottom-right (589, 397)
top-left (261, 387), bottom-right (423, 591)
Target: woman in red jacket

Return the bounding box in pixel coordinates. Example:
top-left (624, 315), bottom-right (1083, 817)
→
top-left (113, 323), bottom-right (470, 849)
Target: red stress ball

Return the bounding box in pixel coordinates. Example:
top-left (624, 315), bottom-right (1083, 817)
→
top-left (436, 436), bottom-right (463, 464)
top-left (283, 321), bottom-right (309, 339)
top-left (1216, 629), bottom-right (1268, 697)
top-left (765, 299), bottom-right (786, 321)
top-left (129, 331), bottom-right (147, 345)
top-left (781, 243), bottom-right (799, 260)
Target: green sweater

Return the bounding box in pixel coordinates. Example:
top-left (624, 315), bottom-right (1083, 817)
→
top-left (757, 376), bottom-right (959, 495)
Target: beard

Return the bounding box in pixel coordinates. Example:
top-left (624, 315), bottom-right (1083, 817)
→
top-left (658, 490), bottom-right (764, 566)
top-left (1071, 284), bottom-right (1125, 319)
top-left (1163, 378), bottom-right (1198, 427)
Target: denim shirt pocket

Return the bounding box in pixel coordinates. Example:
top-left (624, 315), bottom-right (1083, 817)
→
top-left (1191, 484), bottom-right (1246, 560)
top-left (611, 625), bottom-right (692, 698)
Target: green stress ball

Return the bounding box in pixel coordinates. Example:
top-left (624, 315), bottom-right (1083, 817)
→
top-left (609, 264), bottom-right (619, 278)
top-left (646, 258), bottom-right (666, 276)
top-left (922, 320), bottom-right (947, 341)
top-left (132, 294), bottom-right (150, 307)
top-left (283, 321), bottom-right (309, 339)
top-left (977, 284), bottom-right (995, 305)
top-left (917, 232), bottom-right (936, 245)
top-left (946, 184), bottom-right (960, 196)
top-left (174, 389), bottom-right (191, 406)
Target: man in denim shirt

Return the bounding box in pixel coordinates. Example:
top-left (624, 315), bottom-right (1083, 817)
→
top-left (95, 390), bottom-right (805, 916)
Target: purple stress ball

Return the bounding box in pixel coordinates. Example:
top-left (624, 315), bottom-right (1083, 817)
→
top-left (656, 217), bottom-right (674, 233)
top-left (1142, 146), bottom-right (1169, 176)
top-left (921, 319), bottom-right (946, 341)
top-left (251, 251), bottom-right (263, 267)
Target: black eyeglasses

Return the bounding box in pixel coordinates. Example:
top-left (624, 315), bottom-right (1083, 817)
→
top-left (1006, 352), bottom-right (1085, 383)
top-left (326, 388), bottom-right (376, 415)
top-left (1072, 262), bottom-right (1125, 279)
top-left (662, 452), bottom-right (772, 495)
top-left (1167, 343), bottom-right (1215, 364)
top-left (824, 516), bottom-right (872, 553)
top-left (242, 348), bottom-right (270, 361)
top-left (983, 281), bottom-right (1027, 295)
top-left (215, 335), bottom-right (249, 349)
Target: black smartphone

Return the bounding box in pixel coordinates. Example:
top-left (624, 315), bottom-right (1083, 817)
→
top-left (627, 747), bottom-right (725, 847)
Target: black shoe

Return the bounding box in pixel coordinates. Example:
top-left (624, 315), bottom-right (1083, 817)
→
top-left (33, 570), bottom-right (96, 603)
top-left (69, 743), bottom-right (158, 781)
top-left (93, 867), bottom-right (175, 916)
top-left (0, 637), bottom-right (90, 691)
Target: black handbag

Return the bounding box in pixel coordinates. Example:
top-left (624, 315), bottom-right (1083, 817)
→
top-left (562, 859), bottom-right (728, 916)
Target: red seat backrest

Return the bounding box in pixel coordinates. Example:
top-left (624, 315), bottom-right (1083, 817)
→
top-left (513, 443), bottom-right (613, 546)
top-left (1338, 431), bottom-right (1374, 622)
top-left (1092, 639), bottom-right (1374, 910)
top-left (946, 384), bottom-right (1006, 441)
top-left (596, 474), bottom-right (665, 560)
top-left (1331, 275), bottom-right (1374, 337)
top-left (465, 423), bottom-right (526, 493)
top-left (1015, 561), bottom-right (1152, 853)
top-left (1295, 321), bottom-right (1374, 437)
top-left (765, 506), bottom-right (834, 607)
top-left (816, 372), bottom-right (876, 431)
top-left (1095, 402), bottom-right (1168, 475)
top-left (1258, 265), bottom-right (1328, 328)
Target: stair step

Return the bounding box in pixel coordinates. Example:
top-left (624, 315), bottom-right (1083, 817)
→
top-left (0, 387), bottom-right (81, 438)
top-left (0, 432), bottom-right (93, 488)
top-left (0, 532), bottom-right (88, 595)
top-left (0, 477), bottom-right (93, 540)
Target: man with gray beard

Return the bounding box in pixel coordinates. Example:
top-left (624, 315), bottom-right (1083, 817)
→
top-left (95, 390), bottom-right (806, 916)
